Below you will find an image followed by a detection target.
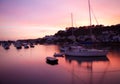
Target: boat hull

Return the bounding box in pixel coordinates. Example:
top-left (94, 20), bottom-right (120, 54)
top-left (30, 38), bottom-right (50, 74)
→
top-left (46, 57), bottom-right (58, 64)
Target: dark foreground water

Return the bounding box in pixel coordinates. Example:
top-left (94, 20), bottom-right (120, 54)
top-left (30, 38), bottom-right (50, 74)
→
top-left (0, 45), bottom-right (120, 84)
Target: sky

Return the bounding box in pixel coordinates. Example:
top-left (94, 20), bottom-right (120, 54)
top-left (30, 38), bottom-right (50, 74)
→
top-left (0, 0), bottom-right (120, 40)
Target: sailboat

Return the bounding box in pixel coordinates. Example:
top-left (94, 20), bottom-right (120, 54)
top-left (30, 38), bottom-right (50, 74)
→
top-left (64, 46), bottom-right (108, 56)
top-left (64, 0), bottom-right (108, 57)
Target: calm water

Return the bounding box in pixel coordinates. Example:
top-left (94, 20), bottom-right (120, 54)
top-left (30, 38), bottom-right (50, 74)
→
top-left (0, 45), bottom-right (120, 84)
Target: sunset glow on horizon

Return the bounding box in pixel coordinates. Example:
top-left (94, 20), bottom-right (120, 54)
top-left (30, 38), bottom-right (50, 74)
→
top-left (0, 0), bottom-right (120, 40)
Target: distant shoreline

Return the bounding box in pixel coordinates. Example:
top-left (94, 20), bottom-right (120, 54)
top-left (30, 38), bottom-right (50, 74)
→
top-left (0, 24), bottom-right (120, 45)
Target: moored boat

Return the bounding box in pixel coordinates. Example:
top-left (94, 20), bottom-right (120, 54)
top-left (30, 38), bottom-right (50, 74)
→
top-left (46, 57), bottom-right (58, 64)
top-left (54, 52), bottom-right (64, 57)
top-left (30, 44), bottom-right (34, 48)
top-left (3, 45), bottom-right (10, 50)
top-left (23, 45), bottom-right (29, 49)
top-left (60, 46), bottom-right (68, 52)
top-left (64, 46), bottom-right (108, 57)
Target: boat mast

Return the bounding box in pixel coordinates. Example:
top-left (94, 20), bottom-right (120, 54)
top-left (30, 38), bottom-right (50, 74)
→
top-left (71, 13), bottom-right (74, 27)
top-left (88, 0), bottom-right (95, 41)
top-left (71, 13), bottom-right (76, 42)
top-left (88, 0), bottom-right (92, 26)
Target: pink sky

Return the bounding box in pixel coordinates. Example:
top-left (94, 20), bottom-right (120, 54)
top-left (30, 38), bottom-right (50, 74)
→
top-left (0, 0), bottom-right (120, 40)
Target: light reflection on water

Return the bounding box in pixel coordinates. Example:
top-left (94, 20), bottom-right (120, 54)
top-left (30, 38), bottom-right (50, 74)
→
top-left (0, 45), bottom-right (120, 84)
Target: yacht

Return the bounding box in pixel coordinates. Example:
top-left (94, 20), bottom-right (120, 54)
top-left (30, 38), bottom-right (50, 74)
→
top-left (64, 46), bottom-right (108, 57)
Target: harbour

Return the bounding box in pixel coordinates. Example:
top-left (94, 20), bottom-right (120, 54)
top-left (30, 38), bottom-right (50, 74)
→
top-left (0, 0), bottom-right (120, 84)
top-left (0, 44), bottom-right (120, 84)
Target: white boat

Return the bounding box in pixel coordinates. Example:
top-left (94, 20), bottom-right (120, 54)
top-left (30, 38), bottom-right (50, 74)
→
top-left (23, 44), bottom-right (29, 49)
top-left (54, 52), bottom-right (64, 57)
top-left (60, 46), bottom-right (68, 52)
top-left (64, 0), bottom-right (109, 57)
top-left (64, 46), bottom-right (108, 57)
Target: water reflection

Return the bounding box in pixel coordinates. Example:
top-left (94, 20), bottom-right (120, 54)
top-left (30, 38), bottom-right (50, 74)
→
top-left (65, 56), bottom-right (109, 64)
top-left (46, 61), bottom-right (58, 65)
top-left (64, 56), bottom-right (110, 84)
top-left (65, 56), bottom-right (110, 71)
top-left (0, 45), bottom-right (120, 84)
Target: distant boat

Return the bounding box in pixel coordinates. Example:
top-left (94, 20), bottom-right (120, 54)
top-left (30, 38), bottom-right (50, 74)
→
top-left (64, 46), bottom-right (108, 57)
top-left (2, 42), bottom-right (10, 50)
top-left (14, 41), bottom-right (22, 49)
top-left (54, 52), bottom-right (64, 57)
top-left (15, 44), bottom-right (22, 49)
top-left (24, 45), bottom-right (29, 49)
top-left (4, 45), bottom-right (10, 50)
top-left (60, 46), bottom-right (68, 52)
top-left (30, 43), bottom-right (34, 48)
top-left (23, 43), bottom-right (29, 49)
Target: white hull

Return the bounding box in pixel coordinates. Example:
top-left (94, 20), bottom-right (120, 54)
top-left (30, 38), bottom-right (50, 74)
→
top-left (54, 53), bottom-right (64, 57)
top-left (64, 46), bottom-right (108, 57)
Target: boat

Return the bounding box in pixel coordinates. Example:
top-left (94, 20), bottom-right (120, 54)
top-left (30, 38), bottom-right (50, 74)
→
top-left (64, 0), bottom-right (109, 57)
top-left (46, 57), bottom-right (58, 64)
top-left (60, 46), bottom-right (68, 52)
top-left (15, 44), bottom-right (22, 49)
top-left (65, 46), bottom-right (108, 57)
top-left (54, 52), bottom-right (64, 57)
top-left (23, 45), bottom-right (29, 49)
top-left (2, 42), bottom-right (10, 50)
top-left (30, 43), bottom-right (34, 48)
top-left (3, 45), bottom-right (10, 50)
top-left (14, 41), bottom-right (22, 49)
